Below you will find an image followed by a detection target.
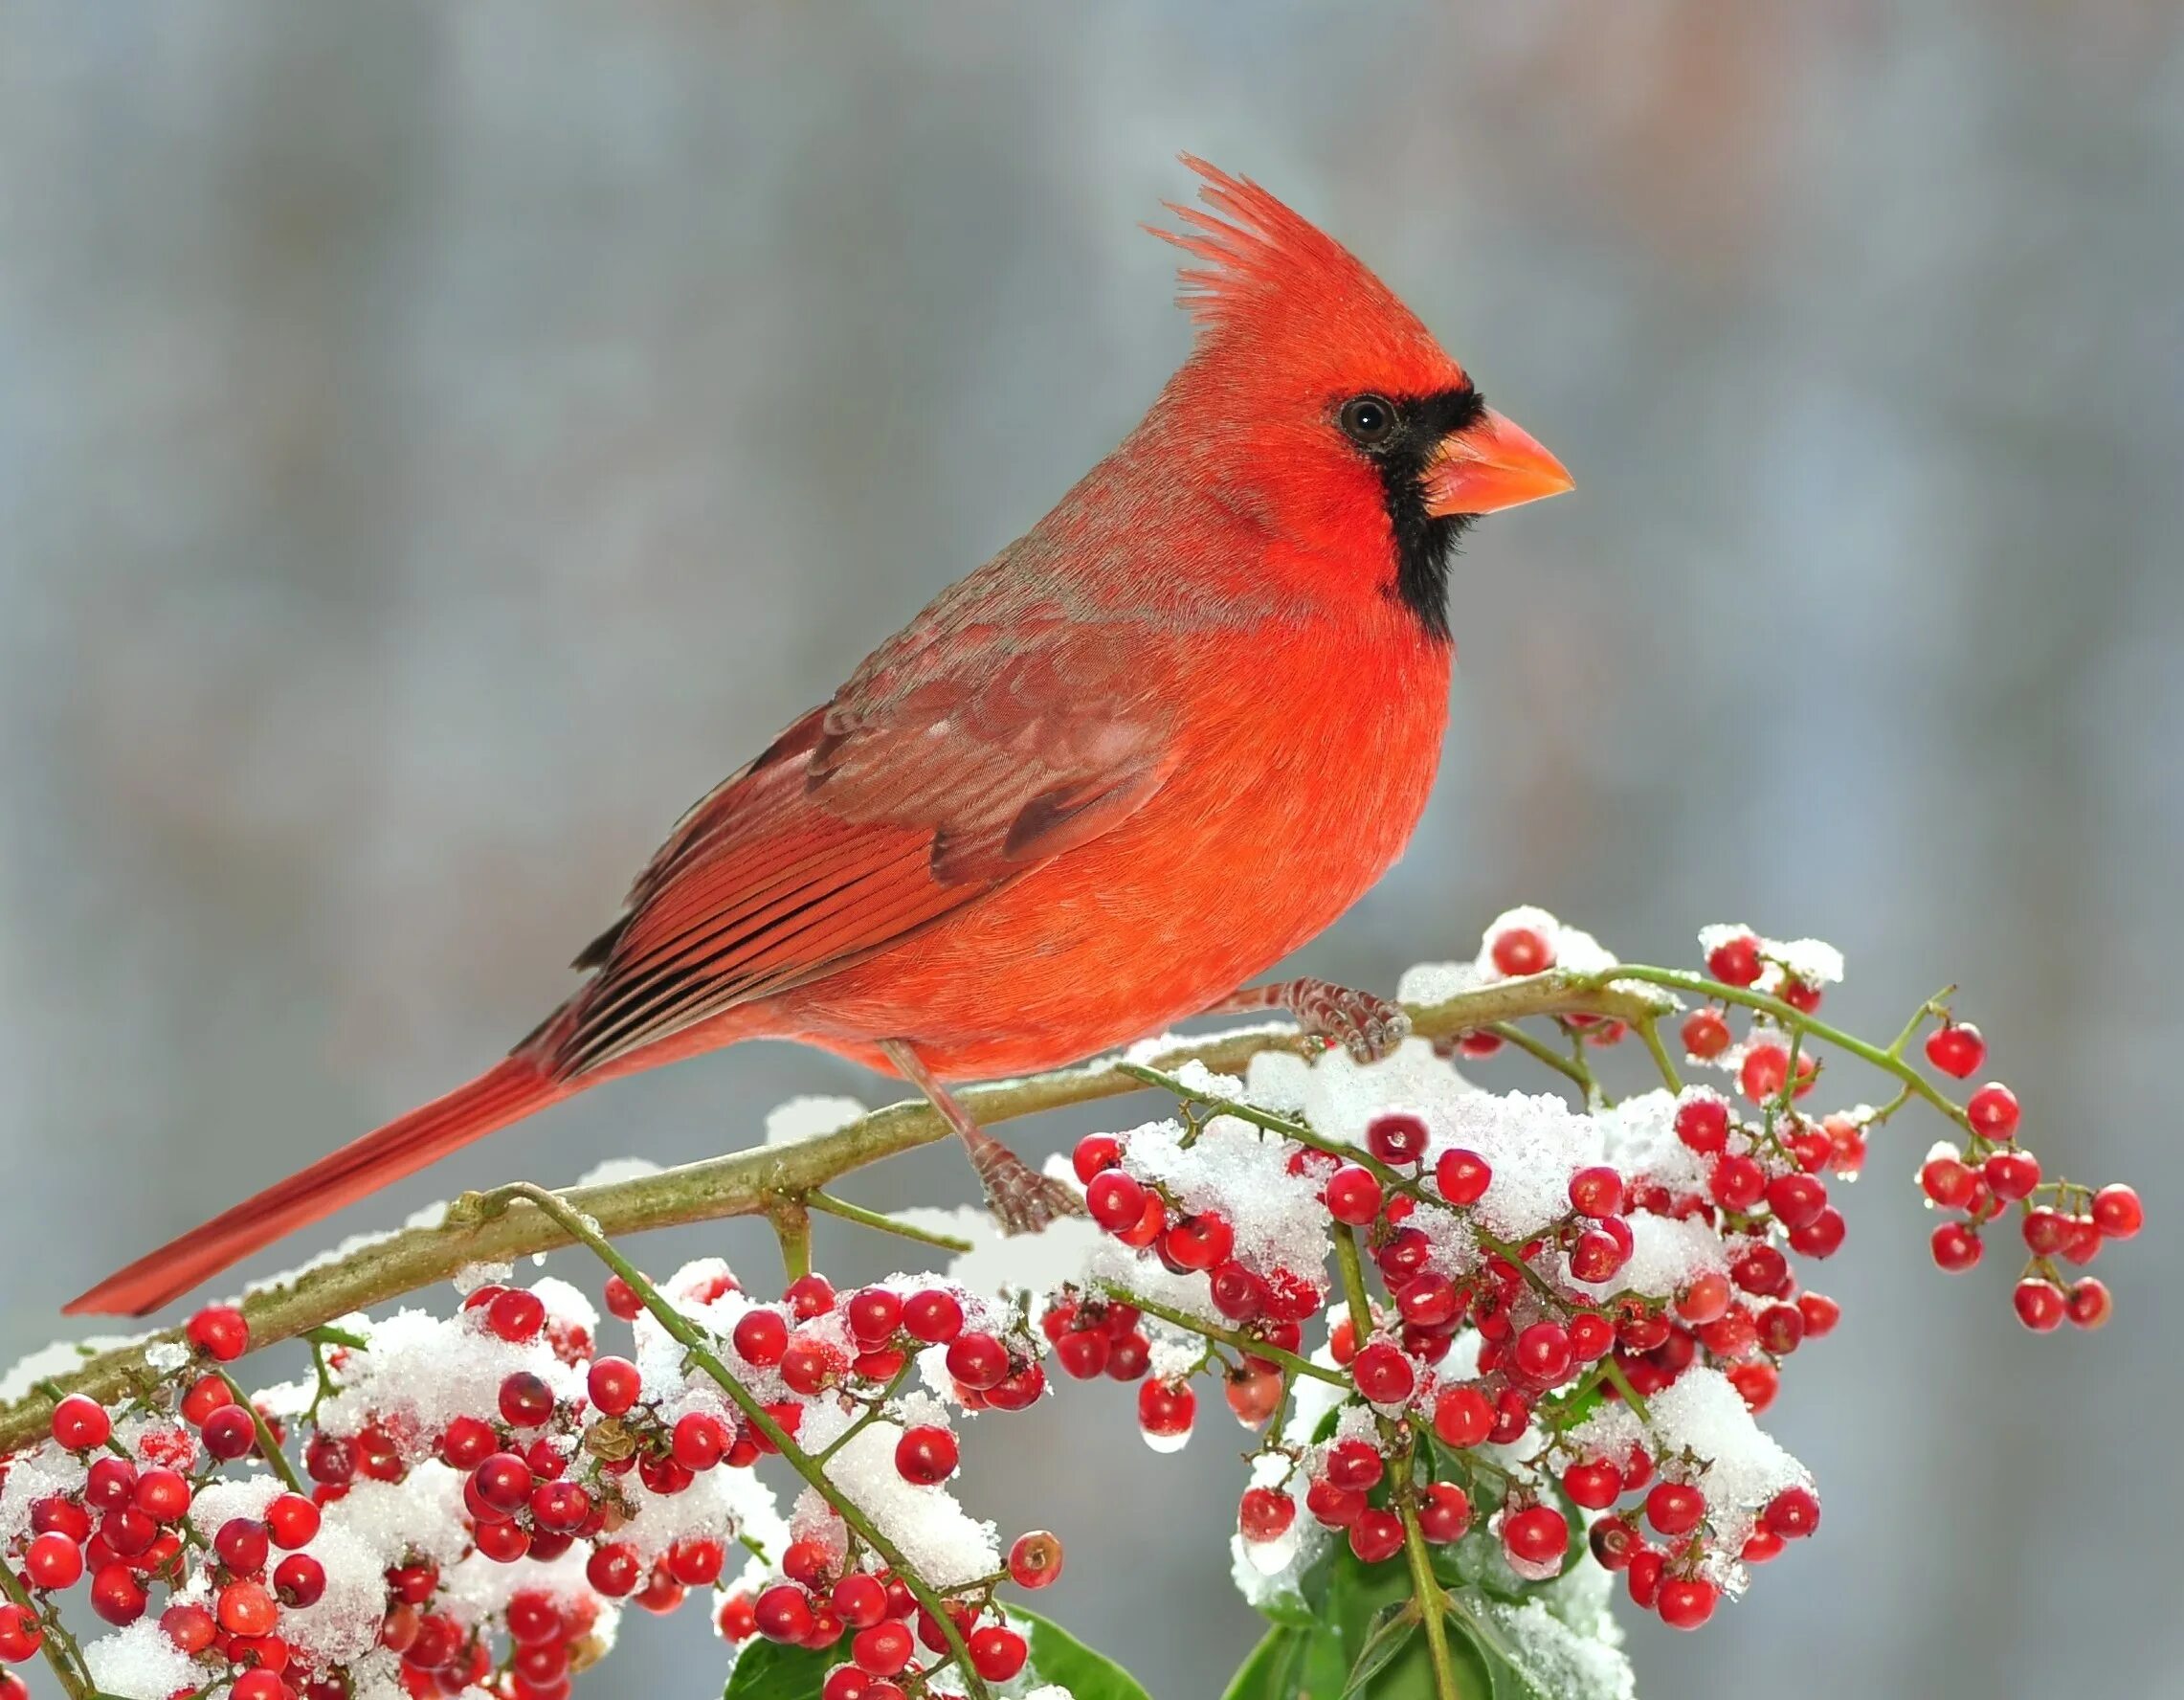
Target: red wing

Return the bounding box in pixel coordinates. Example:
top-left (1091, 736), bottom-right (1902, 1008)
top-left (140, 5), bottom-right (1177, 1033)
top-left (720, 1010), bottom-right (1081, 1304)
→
top-left (551, 613), bottom-right (1175, 1077)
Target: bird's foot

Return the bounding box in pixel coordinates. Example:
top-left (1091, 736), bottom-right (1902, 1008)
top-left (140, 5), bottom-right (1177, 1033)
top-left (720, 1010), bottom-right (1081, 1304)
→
top-left (1208, 977), bottom-right (1412, 1064)
top-left (964, 1128), bottom-right (1088, 1236)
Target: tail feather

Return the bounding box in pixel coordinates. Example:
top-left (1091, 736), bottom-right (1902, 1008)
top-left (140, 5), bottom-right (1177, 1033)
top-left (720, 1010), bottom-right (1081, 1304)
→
top-left (65, 1057), bottom-right (567, 1317)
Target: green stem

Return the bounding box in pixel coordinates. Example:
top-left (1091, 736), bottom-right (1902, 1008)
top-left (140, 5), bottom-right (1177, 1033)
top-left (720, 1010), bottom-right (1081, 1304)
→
top-left (768, 1198), bottom-right (813, 1283)
top-left (1100, 1286), bottom-right (1348, 1387)
top-left (801, 1192), bottom-right (972, 1254)
top-left (1332, 1225), bottom-right (1375, 1342)
top-left (1398, 1497), bottom-right (1462, 1700)
top-left (212, 1368), bottom-right (306, 1496)
top-left (1586, 966), bottom-right (1971, 1131)
top-left (1597, 1354), bottom-right (1654, 1425)
top-left (1481, 1022), bottom-right (1589, 1086)
top-left (0, 1560), bottom-right (94, 1699)
top-left (472, 1184), bottom-right (991, 1700)
top-left (1635, 1018), bottom-right (1683, 1094)
top-left (813, 1362), bottom-right (920, 1467)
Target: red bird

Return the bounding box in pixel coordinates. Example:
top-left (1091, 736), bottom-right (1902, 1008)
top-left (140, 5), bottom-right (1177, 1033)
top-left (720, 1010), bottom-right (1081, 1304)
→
top-left (70, 159), bottom-right (1571, 1316)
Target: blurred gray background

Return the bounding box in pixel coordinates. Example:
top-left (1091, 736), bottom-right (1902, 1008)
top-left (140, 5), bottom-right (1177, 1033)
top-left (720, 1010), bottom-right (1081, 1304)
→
top-left (4, 3), bottom-right (2179, 1695)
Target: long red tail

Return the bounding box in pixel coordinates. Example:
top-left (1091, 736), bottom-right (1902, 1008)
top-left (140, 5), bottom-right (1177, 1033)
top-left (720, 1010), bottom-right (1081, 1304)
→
top-left (66, 1057), bottom-right (568, 1317)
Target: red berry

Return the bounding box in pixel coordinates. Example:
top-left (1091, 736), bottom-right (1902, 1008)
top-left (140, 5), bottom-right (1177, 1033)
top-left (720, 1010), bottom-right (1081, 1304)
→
top-left (1705, 931), bottom-right (1763, 987)
top-left (1984, 1150), bottom-right (2040, 1201)
top-left (1710, 1154), bottom-right (1766, 1212)
top-left (186, 1305), bottom-right (251, 1363)
top-left (1435, 1148), bottom-right (1492, 1205)
top-left (2092, 1185), bottom-right (2143, 1240)
top-left (1569, 1228), bottom-right (1628, 1285)
top-left (485, 1287), bottom-right (546, 1342)
top-left (2013, 1279), bottom-right (2066, 1332)
top-left (1324, 1440), bottom-right (1384, 1492)
top-left (602, 1274), bottom-right (643, 1320)
top-left (732, 1309), bottom-right (790, 1367)
top-left (51, 1394), bottom-right (111, 1451)
top-left (266, 1493), bottom-right (321, 1550)
top-left (588, 1355), bottom-right (642, 1417)
top-left (901, 1288), bottom-right (965, 1345)
top-left (1491, 926), bottom-right (1554, 977)
top-left (1209, 1263), bottom-right (1266, 1323)
top-left (1788, 1205), bottom-right (1846, 1259)
top-left (1501, 1505), bottom-right (1569, 1572)
top-left (90, 1563), bottom-right (146, 1625)
top-left (894, 1425), bottom-right (959, 1485)
top-left (1645, 1481), bottom-right (1705, 1536)
top-left (1568, 1165), bottom-right (1625, 1219)
top-left (781, 1335), bottom-right (843, 1397)
top-left (275, 1553), bottom-right (326, 1608)
top-left (217, 1578), bottom-right (277, 1636)
top-left (2023, 1208), bottom-right (2070, 1256)
top-left (753, 1584), bottom-right (815, 1644)
top-left (499, 1370), bottom-right (556, 1427)
top-left (1323, 1165), bottom-right (1384, 1226)
top-left (1676, 1271), bottom-right (1731, 1325)
top-left (471, 1453), bottom-right (535, 1514)
top-left (845, 1287), bottom-right (903, 1346)
top-left (853, 1621), bottom-right (915, 1676)
top-left (1433, 1385), bottom-right (1494, 1449)
top-left (968, 1625), bottom-right (1028, 1683)
top-left (1348, 1507), bottom-right (1404, 1565)
top-left (1763, 1486), bottom-right (1820, 1538)
top-left (672, 1412), bottom-right (729, 1473)
top-left (784, 1274), bottom-right (836, 1319)
top-left (1675, 1096), bottom-right (1731, 1154)
top-left (214, 1515), bottom-right (270, 1574)
top-left (1395, 1273), bottom-right (1460, 1329)
top-left (1366, 1112), bottom-right (1429, 1166)
top-left (1798, 1292), bottom-right (1841, 1336)
top-left (1238, 1488), bottom-right (1296, 1543)
top-left (1925, 1021), bottom-right (1987, 1079)
top-left (944, 1331), bottom-right (1010, 1392)
top-left (1562, 1459), bottom-right (1623, 1510)
top-left (1682, 1009), bottom-right (1732, 1061)
top-left (1008, 1529), bottom-right (1064, 1589)
top-left (1765, 1174), bottom-right (1828, 1229)
top-left (2066, 1277), bottom-right (2113, 1330)
top-left (1966, 1083), bottom-right (2020, 1139)
top-left (1071, 1134), bottom-right (1122, 1182)
top-left (23, 1532), bottom-right (82, 1591)
top-left (1163, 1212), bottom-right (1236, 1273)
top-left (1306, 1477), bottom-right (1364, 1529)
top-left (1137, 1378), bottom-right (1196, 1442)
top-left (1658, 1577), bottom-right (1718, 1629)
top-left (1349, 1341), bottom-right (1415, 1405)
top-left (1417, 1482), bottom-right (1471, 1543)
top-left (1085, 1170), bottom-right (1149, 1231)
top-left (586, 1544), bottom-right (641, 1597)
top-left (1512, 1321), bottom-right (1574, 1386)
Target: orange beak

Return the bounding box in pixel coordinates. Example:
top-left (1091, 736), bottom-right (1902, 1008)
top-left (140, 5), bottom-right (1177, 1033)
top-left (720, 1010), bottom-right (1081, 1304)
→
top-left (1423, 408), bottom-right (1574, 517)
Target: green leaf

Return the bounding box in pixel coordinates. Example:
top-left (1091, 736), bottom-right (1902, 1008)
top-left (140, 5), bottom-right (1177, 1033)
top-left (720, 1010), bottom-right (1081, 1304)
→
top-left (1339, 1602), bottom-right (1419, 1698)
top-left (1017, 1606), bottom-right (1155, 1700)
top-left (722, 1639), bottom-right (834, 1700)
top-left (1441, 1590), bottom-right (1551, 1700)
top-left (1223, 1624), bottom-right (1309, 1700)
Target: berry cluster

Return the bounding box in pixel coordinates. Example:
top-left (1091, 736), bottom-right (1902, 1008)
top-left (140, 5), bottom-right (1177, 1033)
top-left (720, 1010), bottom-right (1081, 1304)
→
top-left (0, 1263), bottom-right (1065, 1700)
top-left (0, 910), bottom-right (2142, 1700)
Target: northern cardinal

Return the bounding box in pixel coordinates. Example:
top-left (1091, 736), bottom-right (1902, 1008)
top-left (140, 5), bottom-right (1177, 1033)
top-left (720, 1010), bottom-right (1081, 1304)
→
top-left (70, 158), bottom-right (1570, 1316)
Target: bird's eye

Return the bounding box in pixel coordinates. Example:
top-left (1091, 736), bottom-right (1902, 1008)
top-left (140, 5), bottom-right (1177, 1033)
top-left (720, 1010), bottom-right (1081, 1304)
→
top-left (1339, 394), bottom-right (1397, 447)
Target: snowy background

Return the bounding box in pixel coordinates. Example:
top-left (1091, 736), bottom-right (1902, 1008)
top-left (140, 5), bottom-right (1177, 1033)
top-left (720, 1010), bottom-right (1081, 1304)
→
top-left (3, 5), bottom-right (2180, 1696)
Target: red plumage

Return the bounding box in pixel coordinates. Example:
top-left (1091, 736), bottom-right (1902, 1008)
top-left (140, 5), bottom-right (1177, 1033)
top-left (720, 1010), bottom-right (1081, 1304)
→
top-left (69, 159), bottom-right (1571, 1316)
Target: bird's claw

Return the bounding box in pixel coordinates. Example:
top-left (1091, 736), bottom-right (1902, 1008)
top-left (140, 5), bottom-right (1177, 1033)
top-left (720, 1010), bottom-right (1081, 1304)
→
top-left (1289, 978), bottom-right (1412, 1064)
top-left (965, 1128), bottom-right (1087, 1236)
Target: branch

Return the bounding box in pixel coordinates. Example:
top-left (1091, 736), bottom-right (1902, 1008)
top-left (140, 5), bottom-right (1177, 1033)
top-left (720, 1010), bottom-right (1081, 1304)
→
top-left (1, 971), bottom-right (1671, 1455)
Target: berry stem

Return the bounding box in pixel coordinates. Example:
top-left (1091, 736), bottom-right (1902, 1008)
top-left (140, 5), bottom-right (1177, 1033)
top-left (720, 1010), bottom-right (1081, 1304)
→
top-left (469, 1182), bottom-right (992, 1700)
top-left (1098, 1285), bottom-right (1349, 1388)
top-left (1582, 967), bottom-right (1973, 1132)
top-left (1397, 1495), bottom-right (1463, 1700)
top-left (1635, 1017), bottom-right (1683, 1094)
top-left (0, 1557), bottom-right (93, 1700)
top-left (800, 1191), bottom-right (974, 1254)
top-left (811, 1359), bottom-right (921, 1467)
top-left (766, 1197), bottom-right (812, 1283)
top-left (1332, 1225), bottom-right (1375, 1346)
top-left (211, 1366), bottom-right (307, 1496)
top-left (1481, 1021), bottom-right (1589, 1086)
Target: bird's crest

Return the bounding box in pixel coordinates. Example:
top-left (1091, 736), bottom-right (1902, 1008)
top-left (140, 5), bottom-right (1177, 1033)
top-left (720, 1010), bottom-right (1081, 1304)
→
top-left (1148, 156), bottom-right (1460, 386)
